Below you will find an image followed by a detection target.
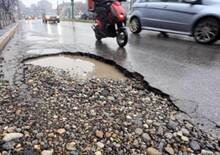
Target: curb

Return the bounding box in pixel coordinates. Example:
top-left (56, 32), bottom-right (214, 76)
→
top-left (0, 23), bottom-right (19, 52)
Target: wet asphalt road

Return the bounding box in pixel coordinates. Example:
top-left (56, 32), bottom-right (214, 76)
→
top-left (2, 20), bottom-right (220, 135)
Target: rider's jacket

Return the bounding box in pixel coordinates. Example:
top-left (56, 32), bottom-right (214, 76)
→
top-left (94, 0), bottom-right (109, 8)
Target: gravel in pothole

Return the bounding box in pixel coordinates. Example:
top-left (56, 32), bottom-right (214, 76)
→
top-left (0, 65), bottom-right (219, 155)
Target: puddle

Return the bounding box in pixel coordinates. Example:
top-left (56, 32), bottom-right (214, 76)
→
top-left (26, 49), bottom-right (62, 55)
top-left (25, 55), bottom-right (126, 80)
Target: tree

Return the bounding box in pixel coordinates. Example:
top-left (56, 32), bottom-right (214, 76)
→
top-left (0, 0), bottom-right (18, 13)
top-left (0, 0), bottom-right (18, 29)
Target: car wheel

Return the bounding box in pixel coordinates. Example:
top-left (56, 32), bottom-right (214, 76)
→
top-left (129, 17), bottom-right (142, 34)
top-left (193, 18), bottom-right (220, 44)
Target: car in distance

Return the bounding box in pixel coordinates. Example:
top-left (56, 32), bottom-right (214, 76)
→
top-left (25, 16), bottom-right (32, 20)
top-left (42, 12), bottom-right (60, 23)
top-left (80, 12), bottom-right (95, 20)
top-left (129, 0), bottom-right (220, 44)
top-left (25, 16), bottom-right (35, 20)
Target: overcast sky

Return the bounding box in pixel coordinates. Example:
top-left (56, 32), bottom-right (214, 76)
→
top-left (21, 0), bottom-right (86, 8)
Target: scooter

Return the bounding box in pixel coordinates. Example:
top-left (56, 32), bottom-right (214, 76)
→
top-left (90, 0), bottom-right (128, 47)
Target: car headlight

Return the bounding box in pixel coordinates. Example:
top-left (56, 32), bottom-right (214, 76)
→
top-left (57, 16), bottom-right (60, 18)
top-left (46, 16), bottom-right (50, 19)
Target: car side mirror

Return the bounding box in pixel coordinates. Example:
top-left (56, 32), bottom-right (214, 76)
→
top-left (183, 0), bottom-right (198, 4)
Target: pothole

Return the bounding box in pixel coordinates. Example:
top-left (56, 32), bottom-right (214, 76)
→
top-left (24, 55), bottom-right (127, 80)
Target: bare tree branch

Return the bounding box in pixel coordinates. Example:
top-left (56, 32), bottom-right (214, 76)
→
top-left (1, 0), bottom-right (18, 13)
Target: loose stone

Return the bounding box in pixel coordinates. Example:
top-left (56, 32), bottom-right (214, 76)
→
top-left (135, 128), bottom-right (143, 136)
top-left (95, 151), bottom-right (102, 155)
top-left (1, 141), bottom-right (15, 150)
top-left (190, 141), bottom-right (201, 151)
top-left (3, 133), bottom-right (23, 142)
top-left (167, 120), bottom-right (178, 130)
top-left (96, 142), bottom-right (105, 149)
top-left (157, 126), bottom-right (164, 135)
top-left (56, 128), bottom-right (66, 134)
top-left (105, 132), bottom-right (111, 138)
top-left (34, 144), bottom-right (41, 150)
top-left (143, 124), bottom-right (149, 129)
top-left (165, 146), bottom-right (175, 155)
top-left (142, 133), bottom-right (151, 142)
top-left (96, 130), bottom-right (104, 138)
top-left (66, 142), bottom-right (76, 151)
top-left (165, 133), bottom-right (173, 139)
top-left (201, 150), bottom-right (214, 155)
top-left (146, 147), bottom-right (162, 155)
top-left (181, 136), bottom-right (189, 142)
top-left (41, 150), bottom-right (54, 155)
top-left (181, 128), bottom-right (190, 136)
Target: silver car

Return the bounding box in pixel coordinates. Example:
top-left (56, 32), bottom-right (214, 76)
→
top-left (129, 0), bottom-right (220, 44)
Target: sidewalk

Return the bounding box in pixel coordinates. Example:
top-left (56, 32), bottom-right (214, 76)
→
top-left (0, 23), bottom-right (18, 52)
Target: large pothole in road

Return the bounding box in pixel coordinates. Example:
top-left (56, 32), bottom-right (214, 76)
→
top-left (1, 53), bottom-right (219, 154)
top-left (24, 54), bottom-right (127, 80)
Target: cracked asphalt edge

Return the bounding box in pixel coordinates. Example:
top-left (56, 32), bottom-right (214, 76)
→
top-left (1, 43), bottom-right (220, 137)
top-left (19, 52), bottom-right (220, 135)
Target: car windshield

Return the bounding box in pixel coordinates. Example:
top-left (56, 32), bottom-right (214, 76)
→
top-left (203, 0), bottom-right (220, 5)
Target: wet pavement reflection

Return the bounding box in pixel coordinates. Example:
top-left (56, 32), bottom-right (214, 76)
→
top-left (26, 49), bottom-right (62, 55)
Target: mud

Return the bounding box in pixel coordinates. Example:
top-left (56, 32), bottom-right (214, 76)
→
top-left (25, 54), bottom-right (127, 80)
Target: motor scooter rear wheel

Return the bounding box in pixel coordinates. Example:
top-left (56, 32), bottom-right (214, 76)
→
top-left (116, 29), bottom-right (128, 47)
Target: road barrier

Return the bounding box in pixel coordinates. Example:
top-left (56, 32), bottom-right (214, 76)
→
top-left (0, 23), bottom-right (18, 52)
top-left (0, 9), bottom-right (15, 29)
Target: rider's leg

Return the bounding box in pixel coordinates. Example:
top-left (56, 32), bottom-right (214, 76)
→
top-left (95, 7), bottom-right (109, 30)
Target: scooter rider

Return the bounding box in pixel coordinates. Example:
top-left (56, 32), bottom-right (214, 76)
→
top-left (94, 0), bottom-right (111, 30)
top-left (88, 0), bottom-right (128, 47)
